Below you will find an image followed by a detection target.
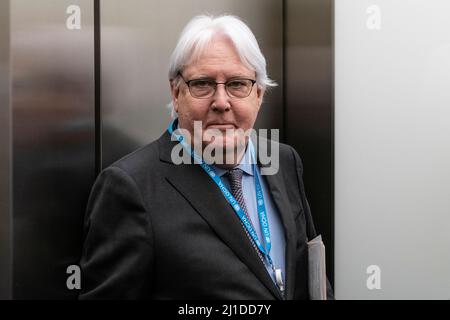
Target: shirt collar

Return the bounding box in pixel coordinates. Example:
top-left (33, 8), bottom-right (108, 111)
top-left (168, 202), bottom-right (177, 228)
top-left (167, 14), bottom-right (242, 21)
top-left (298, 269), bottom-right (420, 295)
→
top-left (212, 140), bottom-right (255, 177)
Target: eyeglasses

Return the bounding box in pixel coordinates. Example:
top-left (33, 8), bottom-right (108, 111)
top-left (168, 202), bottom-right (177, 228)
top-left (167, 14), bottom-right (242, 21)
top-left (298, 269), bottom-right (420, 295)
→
top-left (178, 73), bottom-right (256, 99)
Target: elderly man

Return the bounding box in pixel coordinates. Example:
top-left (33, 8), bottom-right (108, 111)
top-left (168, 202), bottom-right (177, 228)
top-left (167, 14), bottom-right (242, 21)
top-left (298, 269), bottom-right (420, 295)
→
top-left (79, 15), bottom-right (333, 300)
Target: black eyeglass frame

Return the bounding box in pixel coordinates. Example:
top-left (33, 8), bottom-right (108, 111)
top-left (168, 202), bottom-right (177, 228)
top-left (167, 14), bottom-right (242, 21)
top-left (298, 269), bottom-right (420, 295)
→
top-left (177, 72), bottom-right (257, 99)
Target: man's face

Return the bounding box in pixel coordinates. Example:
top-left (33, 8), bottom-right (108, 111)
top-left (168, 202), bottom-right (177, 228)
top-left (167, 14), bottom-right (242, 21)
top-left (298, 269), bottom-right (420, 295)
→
top-left (171, 35), bottom-right (264, 159)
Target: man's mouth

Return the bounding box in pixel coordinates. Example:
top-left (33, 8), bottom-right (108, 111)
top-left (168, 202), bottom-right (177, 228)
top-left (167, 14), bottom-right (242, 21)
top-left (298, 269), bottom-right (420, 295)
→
top-left (206, 123), bottom-right (237, 130)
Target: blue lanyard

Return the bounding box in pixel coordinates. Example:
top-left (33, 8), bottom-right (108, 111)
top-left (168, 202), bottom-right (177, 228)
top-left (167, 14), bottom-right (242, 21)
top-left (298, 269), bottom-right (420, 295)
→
top-left (167, 119), bottom-right (274, 265)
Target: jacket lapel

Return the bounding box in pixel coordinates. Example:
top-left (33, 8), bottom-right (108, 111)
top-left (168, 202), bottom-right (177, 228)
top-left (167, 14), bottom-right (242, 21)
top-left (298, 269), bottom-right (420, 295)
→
top-left (158, 131), bottom-right (283, 299)
top-left (257, 136), bottom-right (300, 300)
top-left (263, 171), bottom-right (298, 300)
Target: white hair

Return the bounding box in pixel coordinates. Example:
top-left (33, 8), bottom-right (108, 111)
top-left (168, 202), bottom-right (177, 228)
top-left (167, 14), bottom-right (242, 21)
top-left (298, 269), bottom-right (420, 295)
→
top-left (167, 14), bottom-right (277, 118)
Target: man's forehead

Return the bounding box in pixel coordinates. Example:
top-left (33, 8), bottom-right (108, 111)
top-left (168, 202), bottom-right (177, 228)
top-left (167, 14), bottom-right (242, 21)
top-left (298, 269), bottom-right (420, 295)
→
top-left (183, 35), bottom-right (253, 73)
top-left (183, 60), bottom-right (255, 78)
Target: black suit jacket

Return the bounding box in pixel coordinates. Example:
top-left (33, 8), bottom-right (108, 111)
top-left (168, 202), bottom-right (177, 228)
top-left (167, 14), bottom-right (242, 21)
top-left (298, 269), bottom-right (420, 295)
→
top-left (79, 131), bottom-right (334, 299)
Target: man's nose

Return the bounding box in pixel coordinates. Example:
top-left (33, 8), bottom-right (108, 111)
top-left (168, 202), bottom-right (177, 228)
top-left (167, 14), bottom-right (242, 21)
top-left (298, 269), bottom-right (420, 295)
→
top-left (211, 84), bottom-right (231, 112)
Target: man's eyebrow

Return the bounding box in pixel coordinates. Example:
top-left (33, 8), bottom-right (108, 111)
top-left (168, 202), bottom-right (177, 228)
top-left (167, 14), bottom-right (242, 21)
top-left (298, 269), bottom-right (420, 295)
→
top-left (227, 75), bottom-right (254, 79)
top-left (188, 74), bottom-right (215, 80)
top-left (224, 72), bottom-right (255, 78)
top-left (189, 74), bottom-right (255, 80)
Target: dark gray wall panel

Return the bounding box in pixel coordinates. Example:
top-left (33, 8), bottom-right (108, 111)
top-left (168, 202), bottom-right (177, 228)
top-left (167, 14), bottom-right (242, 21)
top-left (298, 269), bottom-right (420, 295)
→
top-left (0, 0), bottom-right (12, 300)
top-left (11, 0), bottom-right (95, 299)
top-left (285, 0), bottom-right (334, 285)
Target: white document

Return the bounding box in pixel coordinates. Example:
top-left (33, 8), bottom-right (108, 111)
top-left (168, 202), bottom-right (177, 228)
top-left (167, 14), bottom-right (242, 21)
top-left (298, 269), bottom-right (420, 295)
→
top-left (308, 235), bottom-right (327, 300)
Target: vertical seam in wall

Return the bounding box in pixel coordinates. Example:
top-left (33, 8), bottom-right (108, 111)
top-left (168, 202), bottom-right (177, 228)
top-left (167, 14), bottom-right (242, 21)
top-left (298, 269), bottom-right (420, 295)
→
top-left (281, 0), bottom-right (287, 144)
top-left (330, 0), bottom-right (335, 287)
top-left (8, 0), bottom-right (13, 300)
top-left (94, 0), bottom-right (102, 176)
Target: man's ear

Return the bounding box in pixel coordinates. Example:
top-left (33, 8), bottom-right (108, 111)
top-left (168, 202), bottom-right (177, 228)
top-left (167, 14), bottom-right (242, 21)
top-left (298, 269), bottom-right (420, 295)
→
top-left (256, 85), bottom-right (265, 106)
top-left (170, 80), bottom-right (180, 112)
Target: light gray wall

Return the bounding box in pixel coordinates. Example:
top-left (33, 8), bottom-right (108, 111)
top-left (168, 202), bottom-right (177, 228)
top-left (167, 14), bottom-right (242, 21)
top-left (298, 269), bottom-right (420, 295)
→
top-left (335, 0), bottom-right (450, 299)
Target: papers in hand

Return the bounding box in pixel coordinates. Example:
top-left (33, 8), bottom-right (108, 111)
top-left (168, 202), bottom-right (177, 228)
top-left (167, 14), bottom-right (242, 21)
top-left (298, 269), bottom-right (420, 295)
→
top-left (308, 235), bottom-right (327, 300)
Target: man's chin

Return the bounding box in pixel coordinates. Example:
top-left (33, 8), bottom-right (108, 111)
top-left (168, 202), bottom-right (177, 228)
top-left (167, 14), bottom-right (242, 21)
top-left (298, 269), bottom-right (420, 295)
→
top-left (204, 139), bottom-right (246, 152)
top-left (200, 138), bottom-right (245, 164)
